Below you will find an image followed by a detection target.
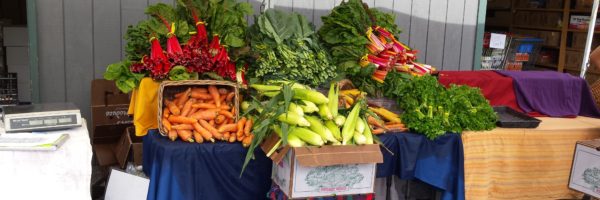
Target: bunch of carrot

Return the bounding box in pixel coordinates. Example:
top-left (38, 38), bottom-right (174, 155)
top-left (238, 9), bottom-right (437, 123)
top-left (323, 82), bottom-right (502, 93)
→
top-left (160, 85), bottom-right (254, 147)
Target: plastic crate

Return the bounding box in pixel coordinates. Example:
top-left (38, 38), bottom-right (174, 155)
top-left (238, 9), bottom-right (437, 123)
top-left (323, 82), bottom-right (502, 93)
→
top-left (505, 37), bottom-right (544, 70)
top-left (0, 73), bottom-right (18, 105)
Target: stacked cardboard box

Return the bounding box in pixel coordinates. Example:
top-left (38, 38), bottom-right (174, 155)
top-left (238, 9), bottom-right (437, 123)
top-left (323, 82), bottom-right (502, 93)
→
top-left (91, 79), bottom-right (135, 167)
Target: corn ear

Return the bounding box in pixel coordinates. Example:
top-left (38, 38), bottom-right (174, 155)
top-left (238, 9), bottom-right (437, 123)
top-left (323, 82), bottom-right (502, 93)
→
top-left (287, 133), bottom-right (305, 147)
top-left (325, 120), bottom-right (342, 141)
top-left (250, 84), bottom-right (281, 92)
top-left (289, 102), bottom-right (304, 116)
top-left (277, 112), bottom-right (310, 127)
top-left (334, 115), bottom-right (346, 127)
top-left (305, 115), bottom-right (338, 143)
top-left (318, 104), bottom-right (333, 120)
top-left (355, 116), bottom-right (365, 133)
top-left (341, 104), bottom-right (361, 145)
top-left (353, 131), bottom-right (367, 145)
top-left (293, 88), bottom-right (329, 104)
top-left (290, 127), bottom-right (324, 146)
top-left (299, 100), bottom-right (319, 113)
top-left (328, 82), bottom-right (339, 118)
top-left (362, 118), bottom-right (374, 144)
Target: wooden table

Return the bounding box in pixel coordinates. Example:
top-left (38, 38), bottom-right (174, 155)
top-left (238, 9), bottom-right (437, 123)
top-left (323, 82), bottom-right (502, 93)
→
top-left (463, 117), bottom-right (600, 200)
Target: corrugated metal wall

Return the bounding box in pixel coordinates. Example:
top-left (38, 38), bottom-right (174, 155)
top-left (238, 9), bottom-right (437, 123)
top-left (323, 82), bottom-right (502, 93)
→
top-left (35, 0), bottom-right (480, 121)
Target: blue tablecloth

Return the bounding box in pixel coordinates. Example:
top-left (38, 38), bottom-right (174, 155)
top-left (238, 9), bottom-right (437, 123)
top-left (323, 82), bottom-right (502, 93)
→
top-left (143, 130), bottom-right (464, 200)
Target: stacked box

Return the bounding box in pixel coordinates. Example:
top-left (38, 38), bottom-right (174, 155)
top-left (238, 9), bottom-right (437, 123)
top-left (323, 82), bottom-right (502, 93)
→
top-left (3, 26), bottom-right (29, 102)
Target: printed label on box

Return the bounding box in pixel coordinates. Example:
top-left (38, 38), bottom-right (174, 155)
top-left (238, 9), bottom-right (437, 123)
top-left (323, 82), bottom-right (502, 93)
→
top-left (490, 33), bottom-right (507, 49)
top-left (292, 163), bottom-right (374, 197)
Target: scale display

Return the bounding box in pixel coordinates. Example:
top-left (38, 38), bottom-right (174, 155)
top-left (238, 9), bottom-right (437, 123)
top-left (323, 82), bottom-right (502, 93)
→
top-left (2, 103), bottom-right (82, 132)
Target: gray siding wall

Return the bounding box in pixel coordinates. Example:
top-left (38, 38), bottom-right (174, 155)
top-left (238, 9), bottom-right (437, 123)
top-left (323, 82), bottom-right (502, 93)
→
top-left (35, 0), bottom-right (480, 121)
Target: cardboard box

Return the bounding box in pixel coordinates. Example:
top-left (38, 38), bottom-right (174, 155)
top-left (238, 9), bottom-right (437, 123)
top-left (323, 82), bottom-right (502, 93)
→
top-left (262, 135), bottom-right (383, 198)
top-left (91, 79), bottom-right (132, 133)
top-left (569, 15), bottom-right (600, 30)
top-left (544, 13), bottom-right (562, 28)
top-left (91, 79), bottom-right (133, 166)
top-left (2, 26), bottom-right (27, 47)
top-left (546, 0), bottom-right (563, 8)
top-left (115, 127), bottom-right (143, 168)
top-left (486, 11), bottom-right (512, 27)
top-left (487, 0), bottom-right (511, 9)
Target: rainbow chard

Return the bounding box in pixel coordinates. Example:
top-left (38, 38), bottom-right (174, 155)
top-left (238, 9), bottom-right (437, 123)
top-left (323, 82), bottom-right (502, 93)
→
top-left (142, 36), bottom-right (171, 79)
top-left (146, 4), bottom-right (182, 55)
top-left (368, 54), bottom-right (390, 68)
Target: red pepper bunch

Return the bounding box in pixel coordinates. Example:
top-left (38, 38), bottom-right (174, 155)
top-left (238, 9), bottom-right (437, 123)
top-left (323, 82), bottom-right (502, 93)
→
top-left (361, 26), bottom-right (435, 83)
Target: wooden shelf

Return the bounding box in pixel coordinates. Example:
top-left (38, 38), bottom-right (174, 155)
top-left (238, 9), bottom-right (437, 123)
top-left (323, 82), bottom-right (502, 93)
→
top-left (513, 26), bottom-right (561, 31)
top-left (565, 68), bottom-right (600, 76)
top-left (515, 8), bottom-right (564, 12)
top-left (542, 45), bottom-right (560, 49)
top-left (568, 29), bottom-right (600, 33)
top-left (570, 9), bottom-right (598, 14)
top-left (566, 48), bottom-right (584, 52)
top-left (536, 63), bottom-right (559, 69)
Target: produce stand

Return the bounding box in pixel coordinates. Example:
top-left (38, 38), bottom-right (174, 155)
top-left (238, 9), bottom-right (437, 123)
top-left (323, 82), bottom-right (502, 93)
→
top-left (463, 117), bottom-right (600, 199)
top-left (142, 130), bottom-right (464, 200)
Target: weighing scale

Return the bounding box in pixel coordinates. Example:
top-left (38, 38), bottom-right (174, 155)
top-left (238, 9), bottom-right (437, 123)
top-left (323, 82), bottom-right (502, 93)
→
top-left (1, 102), bottom-right (82, 133)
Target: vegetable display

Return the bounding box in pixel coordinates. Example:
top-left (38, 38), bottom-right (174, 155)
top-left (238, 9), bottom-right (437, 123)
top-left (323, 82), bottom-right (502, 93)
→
top-left (247, 9), bottom-right (336, 87)
top-left (318, 0), bottom-right (434, 96)
top-left (240, 81), bottom-right (383, 173)
top-left (106, 0), bottom-right (252, 93)
top-left (384, 73), bottom-right (497, 139)
top-left (160, 85), bottom-right (254, 146)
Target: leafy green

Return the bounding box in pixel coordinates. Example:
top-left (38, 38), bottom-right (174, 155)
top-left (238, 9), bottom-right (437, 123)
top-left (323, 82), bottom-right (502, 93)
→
top-left (177, 0), bottom-right (252, 48)
top-left (248, 9), bottom-right (336, 87)
top-left (168, 65), bottom-right (192, 81)
top-left (318, 0), bottom-right (403, 96)
top-left (124, 5), bottom-right (193, 61)
top-left (104, 60), bottom-right (145, 93)
top-left (383, 73), bottom-right (496, 139)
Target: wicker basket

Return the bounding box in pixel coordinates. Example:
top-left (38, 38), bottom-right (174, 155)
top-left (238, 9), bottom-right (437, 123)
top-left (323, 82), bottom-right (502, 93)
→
top-left (591, 80), bottom-right (600, 110)
top-left (157, 80), bottom-right (240, 136)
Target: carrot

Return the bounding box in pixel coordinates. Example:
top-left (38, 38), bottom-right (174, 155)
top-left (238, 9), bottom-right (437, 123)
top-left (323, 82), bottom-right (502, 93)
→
top-left (218, 88), bottom-right (229, 95)
top-left (168, 130), bottom-right (178, 141)
top-left (189, 110), bottom-right (218, 120)
top-left (193, 122), bottom-right (214, 142)
top-left (372, 128), bottom-right (385, 135)
top-left (228, 133), bottom-right (236, 143)
top-left (192, 87), bottom-right (207, 94)
top-left (168, 115), bottom-right (197, 124)
top-left (178, 129), bottom-right (194, 142)
top-left (237, 134), bottom-right (245, 142)
top-left (209, 120), bottom-right (215, 126)
top-left (219, 104), bottom-right (231, 110)
top-left (226, 92), bottom-right (235, 103)
top-left (206, 100), bottom-right (215, 104)
top-left (176, 88), bottom-right (192, 107)
top-left (163, 108), bottom-right (171, 119)
top-left (384, 124), bottom-right (405, 129)
top-left (200, 119), bottom-right (222, 140)
top-left (181, 99), bottom-right (195, 117)
top-left (171, 124), bottom-right (194, 130)
top-left (208, 85), bottom-right (221, 108)
top-left (215, 115), bottom-right (226, 124)
top-left (194, 131), bottom-right (204, 143)
top-left (187, 107), bottom-right (199, 117)
top-left (367, 116), bottom-right (386, 129)
top-left (236, 117), bottom-right (247, 138)
top-left (162, 118), bottom-right (172, 132)
top-left (218, 123), bottom-right (238, 133)
top-left (219, 110), bottom-right (234, 118)
top-left (191, 92), bottom-right (212, 100)
top-left (192, 103), bottom-right (217, 109)
top-left (165, 100), bottom-right (181, 115)
top-left (223, 132), bottom-right (231, 141)
top-left (244, 118), bottom-right (253, 136)
top-left (219, 95), bottom-right (227, 104)
top-left (242, 134), bottom-right (254, 147)
top-left (231, 106), bottom-right (236, 117)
